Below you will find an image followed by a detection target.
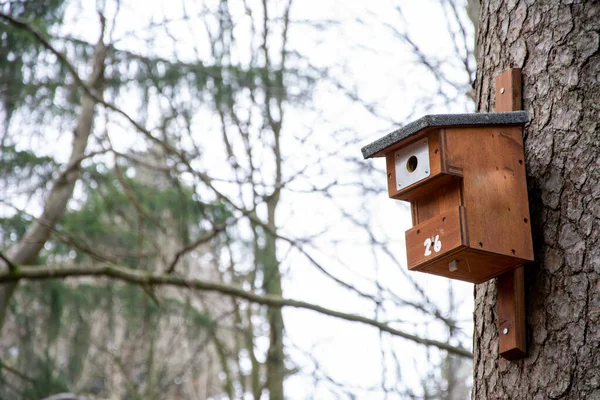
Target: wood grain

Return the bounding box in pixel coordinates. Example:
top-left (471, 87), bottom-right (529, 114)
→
top-left (497, 266), bottom-right (526, 359)
top-left (494, 68), bottom-right (528, 360)
top-left (386, 132), bottom-right (440, 199)
top-left (412, 178), bottom-right (463, 224)
top-left (405, 206), bottom-right (467, 269)
top-left (496, 68), bottom-right (522, 112)
top-left (416, 248), bottom-right (529, 284)
top-left (444, 125), bottom-right (533, 260)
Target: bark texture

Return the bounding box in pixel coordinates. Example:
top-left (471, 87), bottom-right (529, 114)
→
top-left (473, 1), bottom-right (600, 399)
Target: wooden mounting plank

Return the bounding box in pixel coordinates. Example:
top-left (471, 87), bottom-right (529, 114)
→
top-left (495, 68), bottom-right (522, 112)
top-left (495, 68), bottom-right (527, 360)
top-left (497, 267), bottom-right (526, 359)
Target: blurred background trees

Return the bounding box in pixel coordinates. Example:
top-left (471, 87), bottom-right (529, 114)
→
top-left (0, 0), bottom-right (476, 398)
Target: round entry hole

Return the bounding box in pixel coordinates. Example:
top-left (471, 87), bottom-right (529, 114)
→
top-left (406, 156), bottom-right (418, 173)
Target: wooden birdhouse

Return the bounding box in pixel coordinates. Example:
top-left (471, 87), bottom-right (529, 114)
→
top-left (361, 111), bottom-right (534, 284)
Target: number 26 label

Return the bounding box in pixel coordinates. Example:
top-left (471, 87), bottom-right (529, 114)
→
top-left (424, 235), bottom-right (442, 256)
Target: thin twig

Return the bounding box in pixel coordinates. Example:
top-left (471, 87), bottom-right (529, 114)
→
top-left (0, 359), bottom-right (35, 383)
top-left (0, 12), bottom-right (174, 153)
top-left (165, 226), bottom-right (225, 273)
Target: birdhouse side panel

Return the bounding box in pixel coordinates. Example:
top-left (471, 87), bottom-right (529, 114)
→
top-left (444, 126), bottom-right (534, 261)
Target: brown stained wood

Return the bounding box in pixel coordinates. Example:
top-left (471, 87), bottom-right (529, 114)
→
top-left (496, 68), bottom-right (522, 112)
top-left (494, 68), bottom-right (528, 361)
top-left (385, 150), bottom-right (396, 198)
top-left (387, 129), bottom-right (463, 205)
top-left (440, 128), bottom-right (464, 176)
top-left (415, 248), bottom-right (529, 284)
top-left (412, 178), bottom-right (462, 224)
top-left (405, 206), bottom-right (467, 269)
top-left (399, 124), bottom-right (533, 282)
top-left (410, 202), bottom-right (418, 226)
top-left (444, 125), bottom-right (533, 261)
top-left (394, 173), bottom-right (462, 205)
top-left (497, 266), bottom-right (526, 359)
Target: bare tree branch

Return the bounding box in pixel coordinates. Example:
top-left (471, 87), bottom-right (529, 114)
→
top-left (0, 359), bottom-right (34, 383)
top-left (0, 263), bottom-right (472, 358)
top-left (0, 11), bottom-right (387, 311)
top-left (0, 253), bottom-right (16, 272)
top-left (165, 225), bottom-right (225, 273)
top-left (40, 393), bottom-right (89, 400)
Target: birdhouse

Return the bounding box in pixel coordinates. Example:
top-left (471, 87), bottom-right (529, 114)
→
top-left (361, 111), bottom-right (534, 284)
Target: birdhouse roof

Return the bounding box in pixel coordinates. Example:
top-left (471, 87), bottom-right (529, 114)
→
top-left (361, 111), bottom-right (529, 159)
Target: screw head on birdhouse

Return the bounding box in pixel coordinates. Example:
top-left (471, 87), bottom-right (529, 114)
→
top-left (362, 111), bottom-right (534, 284)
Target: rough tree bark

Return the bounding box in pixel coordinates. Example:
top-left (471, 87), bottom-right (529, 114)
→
top-left (473, 1), bottom-right (599, 399)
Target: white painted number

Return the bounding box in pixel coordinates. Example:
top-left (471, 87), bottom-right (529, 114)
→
top-left (424, 235), bottom-right (442, 257)
top-left (433, 235), bottom-right (442, 252)
top-left (424, 238), bottom-right (432, 256)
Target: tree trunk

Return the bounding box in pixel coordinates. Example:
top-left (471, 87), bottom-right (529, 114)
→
top-left (264, 198), bottom-right (285, 400)
top-left (0, 32), bottom-right (107, 328)
top-left (473, 1), bottom-right (599, 399)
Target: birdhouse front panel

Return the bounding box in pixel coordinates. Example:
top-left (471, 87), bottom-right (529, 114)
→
top-left (404, 205), bottom-right (468, 268)
top-left (385, 129), bottom-right (462, 204)
top-left (362, 112), bottom-right (533, 284)
top-left (392, 137), bottom-right (431, 191)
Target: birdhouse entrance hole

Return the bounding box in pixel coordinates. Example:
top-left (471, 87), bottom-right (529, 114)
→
top-left (406, 156), bottom-right (418, 172)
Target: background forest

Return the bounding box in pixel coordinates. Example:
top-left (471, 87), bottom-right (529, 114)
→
top-left (0, 0), bottom-right (477, 399)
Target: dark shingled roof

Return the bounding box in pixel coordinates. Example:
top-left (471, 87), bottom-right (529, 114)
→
top-left (361, 111), bottom-right (529, 159)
